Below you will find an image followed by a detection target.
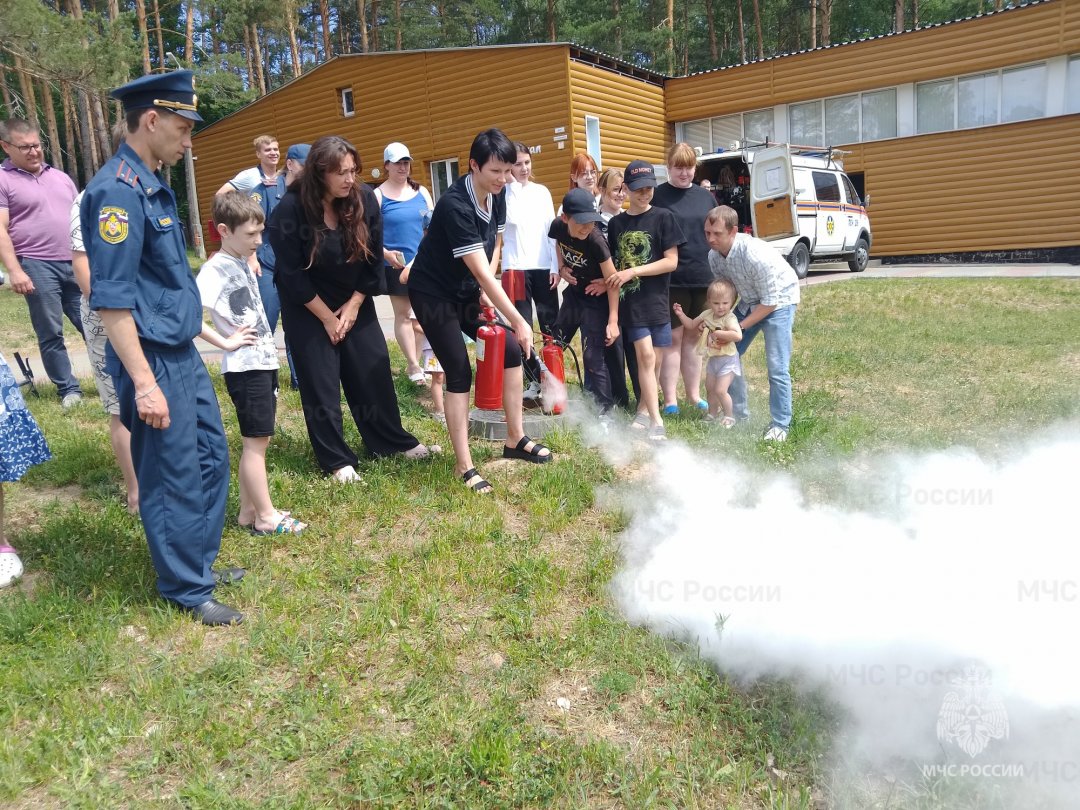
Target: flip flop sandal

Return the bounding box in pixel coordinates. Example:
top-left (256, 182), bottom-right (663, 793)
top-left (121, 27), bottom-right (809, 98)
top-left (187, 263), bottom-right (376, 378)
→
top-left (408, 371), bottom-right (426, 384)
top-left (648, 425), bottom-right (668, 441)
top-left (462, 468), bottom-right (492, 494)
top-left (250, 516), bottom-right (306, 536)
top-left (502, 436), bottom-right (552, 464)
top-left (630, 412), bottom-right (650, 430)
top-left (0, 545), bottom-right (24, 588)
top-left (240, 510), bottom-right (289, 530)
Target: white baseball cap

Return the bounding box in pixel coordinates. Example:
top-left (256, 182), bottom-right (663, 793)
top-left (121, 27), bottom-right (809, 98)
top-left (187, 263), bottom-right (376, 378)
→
top-left (383, 142), bottom-right (412, 163)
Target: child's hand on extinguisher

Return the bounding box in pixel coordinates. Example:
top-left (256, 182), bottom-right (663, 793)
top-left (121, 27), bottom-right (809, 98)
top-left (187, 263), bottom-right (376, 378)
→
top-left (513, 318), bottom-right (533, 353)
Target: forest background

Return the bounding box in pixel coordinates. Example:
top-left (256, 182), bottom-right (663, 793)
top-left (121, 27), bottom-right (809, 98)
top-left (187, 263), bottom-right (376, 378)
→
top-left (1, 0), bottom-right (1016, 221)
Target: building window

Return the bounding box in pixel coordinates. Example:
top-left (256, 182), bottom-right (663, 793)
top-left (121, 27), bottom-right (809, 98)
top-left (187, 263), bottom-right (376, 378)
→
top-left (860, 89), bottom-right (896, 141)
top-left (429, 158), bottom-right (459, 202)
top-left (677, 109), bottom-right (774, 152)
top-left (585, 115), bottom-right (602, 167)
top-left (916, 79), bottom-right (955, 134)
top-left (825, 94), bottom-right (859, 145)
top-left (1068, 55), bottom-right (1080, 115)
top-left (1001, 63), bottom-right (1047, 122)
top-left (789, 100), bottom-right (823, 145)
top-left (958, 72), bottom-right (998, 128)
top-left (339, 87), bottom-right (354, 118)
top-left (743, 109), bottom-right (774, 142)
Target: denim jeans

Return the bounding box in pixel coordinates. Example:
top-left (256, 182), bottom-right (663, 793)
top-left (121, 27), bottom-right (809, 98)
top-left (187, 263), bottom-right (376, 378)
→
top-left (20, 258), bottom-right (84, 397)
top-left (257, 264), bottom-right (298, 388)
top-left (728, 303), bottom-right (796, 429)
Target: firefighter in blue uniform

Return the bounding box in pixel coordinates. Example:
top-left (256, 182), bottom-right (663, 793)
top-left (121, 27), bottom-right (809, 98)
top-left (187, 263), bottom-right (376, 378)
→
top-left (81, 71), bottom-right (244, 626)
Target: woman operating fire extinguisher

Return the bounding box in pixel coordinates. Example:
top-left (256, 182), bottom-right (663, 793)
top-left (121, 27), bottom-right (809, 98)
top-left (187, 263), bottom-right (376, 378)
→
top-left (408, 129), bottom-right (554, 494)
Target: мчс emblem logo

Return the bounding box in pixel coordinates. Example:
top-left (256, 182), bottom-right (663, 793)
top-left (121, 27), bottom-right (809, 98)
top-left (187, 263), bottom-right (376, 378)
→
top-left (98, 207), bottom-right (130, 244)
top-left (936, 664), bottom-right (1009, 758)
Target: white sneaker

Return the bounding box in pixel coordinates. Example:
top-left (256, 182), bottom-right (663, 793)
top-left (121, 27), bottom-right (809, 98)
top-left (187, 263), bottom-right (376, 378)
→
top-left (332, 465), bottom-right (362, 483)
top-left (523, 381), bottom-right (542, 400)
top-left (61, 392), bottom-right (83, 410)
top-left (762, 426), bottom-right (788, 442)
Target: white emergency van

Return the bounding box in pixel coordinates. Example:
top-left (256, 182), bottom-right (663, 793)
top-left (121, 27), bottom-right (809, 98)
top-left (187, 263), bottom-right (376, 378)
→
top-left (694, 142), bottom-right (872, 278)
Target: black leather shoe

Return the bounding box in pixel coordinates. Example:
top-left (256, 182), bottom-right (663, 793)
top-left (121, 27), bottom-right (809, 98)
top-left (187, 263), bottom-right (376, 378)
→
top-left (185, 599), bottom-right (244, 626)
top-left (213, 566), bottom-right (246, 585)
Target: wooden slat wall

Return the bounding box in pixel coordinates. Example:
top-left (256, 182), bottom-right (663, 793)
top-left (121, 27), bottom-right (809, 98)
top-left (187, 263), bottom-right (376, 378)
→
top-left (568, 61), bottom-right (667, 175)
top-left (192, 46), bottom-right (574, 242)
top-left (665, 0), bottom-right (1080, 122)
top-left (841, 114), bottom-right (1080, 255)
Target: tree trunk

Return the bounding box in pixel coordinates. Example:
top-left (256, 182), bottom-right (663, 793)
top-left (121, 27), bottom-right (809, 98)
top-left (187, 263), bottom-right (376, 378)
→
top-left (319, 0), bottom-right (333, 59)
top-left (0, 68), bottom-right (13, 118)
top-left (736, 0), bottom-right (747, 64)
top-left (357, 0), bottom-right (368, 53)
top-left (810, 0), bottom-right (817, 48)
top-left (395, 0), bottom-right (402, 50)
top-left (613, 0), bottom-right (622, 56)
top-left (666, 0), bottom-right (674, 75)
top-left (152, 0), bottom-right (165, 69)
top-left (705, 0), bottom-right (717, 62)
top-left (251, 24), bottom-right (267, 94)
top-left (107, 0), bottom-right (119, 19)
top-left (287, 4), bottom-right (303, 75)
top-left (547, 0), bottom-right (556, 42)
top-left (92, 93), bottom-right (111, 165)
top-left (37, 79), bottom-right (63, 173)
top-left (60, 82), bottom-right (80, 184)
top-left (13, 55), bottom-right (37, 123)
top-left (371, 0), bottom-right (381, 50)
top-left (820, 0), bottom-right (832, 45)
top-left (243, 25), bottom-right (255, 89)
top-left (914, 0), bottom-right (920, 27)
top-left (895, 0), bottom-right (904, 32)
top-left (75, 87), bottom-right (99, 178)
top-left (751, 0), bottom-right (764, 60)
top-left (185, 2), bottom-right (195, 62)
top-left (135, 0), bottom-right (152, 74)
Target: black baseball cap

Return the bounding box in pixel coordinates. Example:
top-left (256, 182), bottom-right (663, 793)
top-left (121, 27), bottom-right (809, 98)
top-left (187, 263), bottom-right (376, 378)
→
top-left (625, 160), bottom-right (657, 190)
top-left (561, 188), bottom-right (603, 224)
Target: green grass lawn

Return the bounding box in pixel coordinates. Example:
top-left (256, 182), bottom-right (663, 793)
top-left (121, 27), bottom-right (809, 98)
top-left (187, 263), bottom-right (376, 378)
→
top-left (1, 278), bottom-right (1078, 808)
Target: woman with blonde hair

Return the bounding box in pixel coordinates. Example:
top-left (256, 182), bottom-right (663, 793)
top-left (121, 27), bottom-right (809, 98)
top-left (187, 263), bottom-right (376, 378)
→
top-left (652, 142), bottom-right (716, 414)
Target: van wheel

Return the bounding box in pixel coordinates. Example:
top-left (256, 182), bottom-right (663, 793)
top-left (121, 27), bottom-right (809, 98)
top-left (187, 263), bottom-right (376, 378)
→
top-left (848, 237), bottom-right (869, 273)
top-left (788, 242), bottom-right (810, 279)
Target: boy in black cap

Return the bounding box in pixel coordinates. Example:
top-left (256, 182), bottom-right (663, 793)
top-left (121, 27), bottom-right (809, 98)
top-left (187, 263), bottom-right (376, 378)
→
top-left (606, 160), bottom-right (685, 440)
top-left (81, 70), bottom-right (244, 626)
top-left (549, 187), bottom-right (622, 413)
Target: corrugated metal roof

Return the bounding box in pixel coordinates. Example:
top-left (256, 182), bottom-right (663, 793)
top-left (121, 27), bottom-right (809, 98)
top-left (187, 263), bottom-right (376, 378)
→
top-left (681, 0), bottom-right (1048, 78)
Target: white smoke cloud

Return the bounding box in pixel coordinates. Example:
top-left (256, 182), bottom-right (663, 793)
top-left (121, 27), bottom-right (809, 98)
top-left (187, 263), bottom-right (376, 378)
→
top-left (590, 423), bottom-right (1080, 807)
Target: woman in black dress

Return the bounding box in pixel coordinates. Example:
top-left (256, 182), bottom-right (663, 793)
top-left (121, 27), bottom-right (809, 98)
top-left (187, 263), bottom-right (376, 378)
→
top-left (268, 135), bottom-right (435, 482)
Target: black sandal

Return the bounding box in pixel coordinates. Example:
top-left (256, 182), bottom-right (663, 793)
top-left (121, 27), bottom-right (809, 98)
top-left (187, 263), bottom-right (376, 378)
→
top-left (502, 436), bottom-right (552, 464)
top-left (462, 468), bottom-right (493, 494)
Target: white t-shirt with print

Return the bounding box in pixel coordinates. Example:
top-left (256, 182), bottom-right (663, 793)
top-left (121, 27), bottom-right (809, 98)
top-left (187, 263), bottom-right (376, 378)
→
top-left (196, 252), bottom-right (279, 374)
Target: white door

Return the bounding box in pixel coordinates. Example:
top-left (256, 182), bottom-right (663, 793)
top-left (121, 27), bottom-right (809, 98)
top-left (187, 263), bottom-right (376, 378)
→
top-left (810, 170), bottom-right (846, 254)
top-left (749, 146), bottom-right (798, 241)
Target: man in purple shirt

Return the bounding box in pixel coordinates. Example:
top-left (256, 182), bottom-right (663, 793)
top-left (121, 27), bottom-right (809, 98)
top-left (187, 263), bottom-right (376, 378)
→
top-left (0, 118), bottom-right (84, 408)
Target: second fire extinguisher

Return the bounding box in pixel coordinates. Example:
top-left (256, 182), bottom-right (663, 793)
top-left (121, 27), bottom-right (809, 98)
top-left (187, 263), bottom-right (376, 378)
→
top-left (541, 336), bottom-right (566, 415)
top-left (474, 306), bottom-right (505, 410)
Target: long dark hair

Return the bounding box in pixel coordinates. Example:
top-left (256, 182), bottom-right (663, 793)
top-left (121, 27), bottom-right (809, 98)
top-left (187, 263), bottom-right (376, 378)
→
top-left (296, 135), bottom-right (371, 266)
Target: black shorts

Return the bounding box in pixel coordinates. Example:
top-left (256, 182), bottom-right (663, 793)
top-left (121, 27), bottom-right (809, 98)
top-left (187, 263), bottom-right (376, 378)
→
top-left (669, 286), bottom-right (710, 330)
top-left (224, 369), bottom-right (279, 438)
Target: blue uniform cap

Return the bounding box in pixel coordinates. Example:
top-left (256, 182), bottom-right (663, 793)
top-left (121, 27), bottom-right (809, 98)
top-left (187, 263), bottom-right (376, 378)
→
top-left (110, 70), bottom-right (202, 122)
top-left (286, 144), bottom-right (310, 163)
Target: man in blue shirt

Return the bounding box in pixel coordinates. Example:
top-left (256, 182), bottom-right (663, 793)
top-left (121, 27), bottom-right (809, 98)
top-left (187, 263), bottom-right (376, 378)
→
top-left (82, 70), bottom-right (243, 626)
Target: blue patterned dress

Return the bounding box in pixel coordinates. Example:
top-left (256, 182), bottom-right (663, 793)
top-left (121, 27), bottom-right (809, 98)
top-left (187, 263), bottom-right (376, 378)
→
top-left (0, 352), bottom-right (51, 482)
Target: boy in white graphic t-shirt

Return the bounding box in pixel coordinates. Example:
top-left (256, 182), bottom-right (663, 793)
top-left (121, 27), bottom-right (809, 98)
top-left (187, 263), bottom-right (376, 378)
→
top-left (197, 192), bottom-right (306, 536)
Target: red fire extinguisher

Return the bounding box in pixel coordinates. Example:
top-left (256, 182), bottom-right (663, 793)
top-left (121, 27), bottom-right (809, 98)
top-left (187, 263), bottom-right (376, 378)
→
top-left (474, 306), bottom-right (505, 410)
top-left (501, 268), bottom-right (526, 302)
top-left (541, 336), bottom-right (566, 415)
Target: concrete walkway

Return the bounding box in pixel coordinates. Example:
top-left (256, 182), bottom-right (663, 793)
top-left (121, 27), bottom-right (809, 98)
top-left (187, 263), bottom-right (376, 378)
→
top-left (34, 262), bottom-right (1080, 380)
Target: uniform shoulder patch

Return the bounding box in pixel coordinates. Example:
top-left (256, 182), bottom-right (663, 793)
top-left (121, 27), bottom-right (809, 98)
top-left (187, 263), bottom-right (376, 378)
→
top-left (99, 206), bottom-right (130, 244)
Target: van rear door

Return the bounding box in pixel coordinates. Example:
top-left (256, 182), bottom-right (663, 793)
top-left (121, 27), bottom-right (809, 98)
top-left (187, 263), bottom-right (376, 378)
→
top-left (749, 146), bottom-right (798, 241)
